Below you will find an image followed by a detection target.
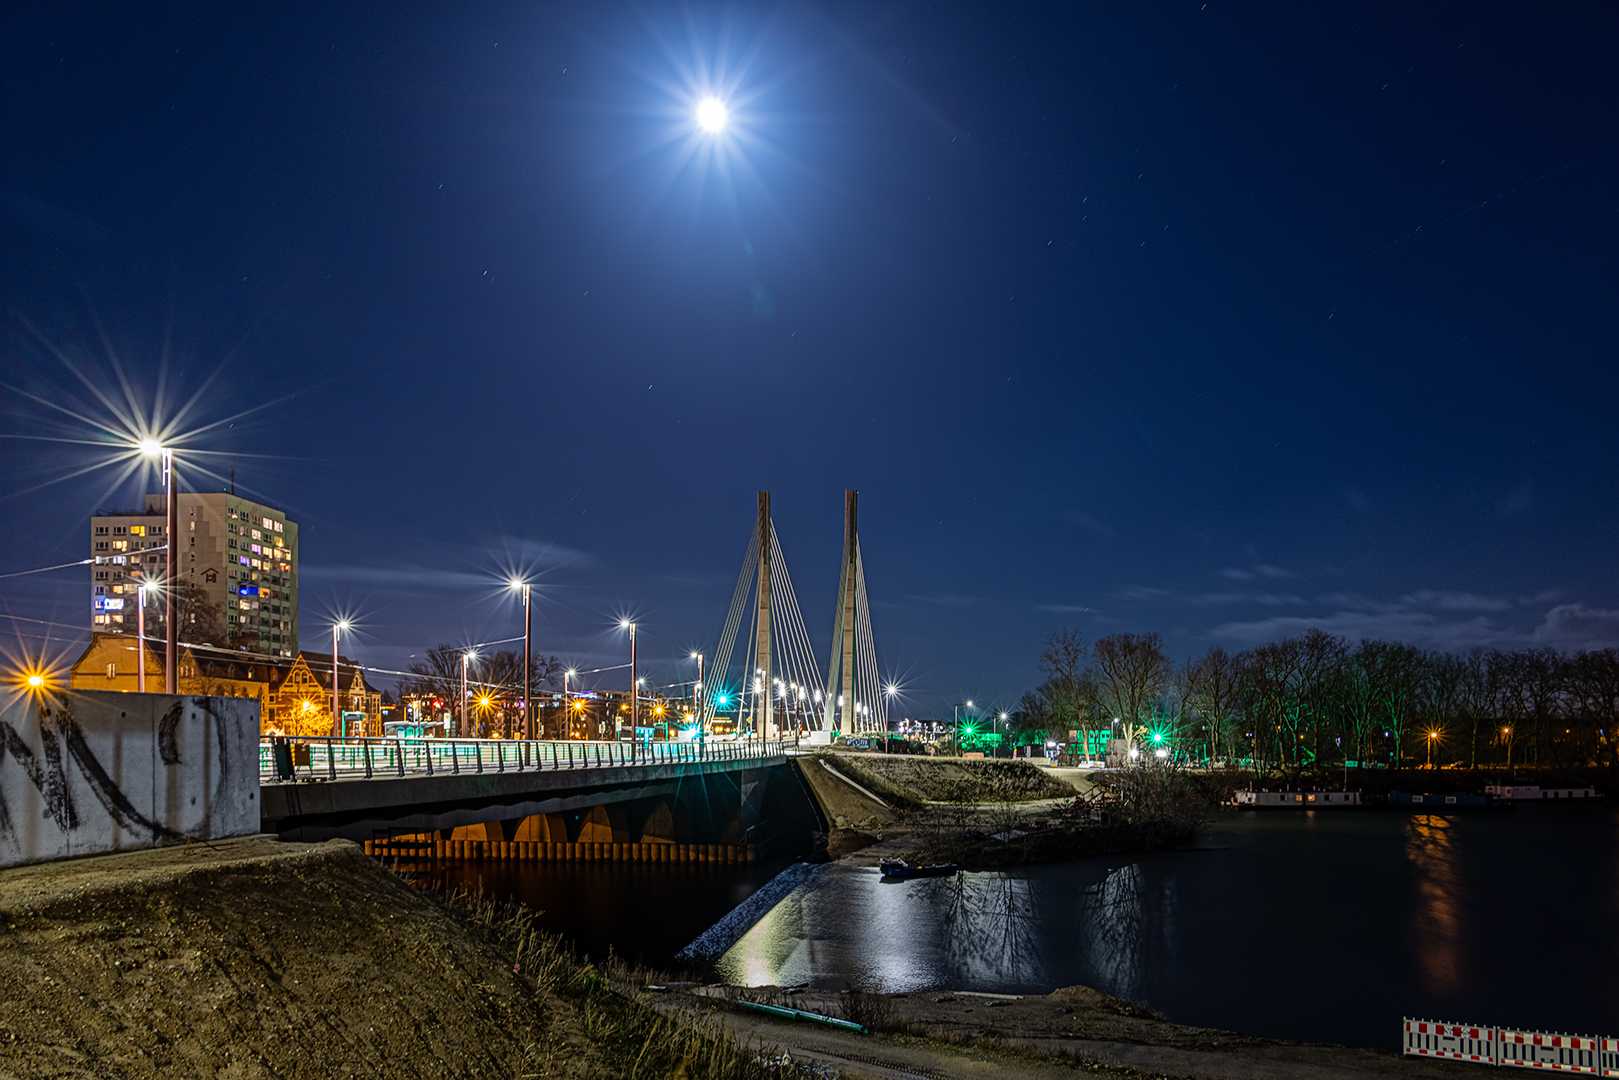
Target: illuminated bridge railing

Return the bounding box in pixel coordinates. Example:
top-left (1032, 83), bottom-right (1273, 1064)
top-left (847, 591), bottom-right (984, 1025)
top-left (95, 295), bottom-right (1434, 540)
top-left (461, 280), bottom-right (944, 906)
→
top-left (258, 736), bottom-right (789, 784)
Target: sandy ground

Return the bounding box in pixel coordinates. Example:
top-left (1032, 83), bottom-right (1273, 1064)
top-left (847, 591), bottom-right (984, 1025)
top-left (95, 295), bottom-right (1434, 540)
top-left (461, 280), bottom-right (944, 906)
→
top-left (650, 985), bottom-right (1464, 1080)
top-left (0, 837), bottom-right (604, 1080)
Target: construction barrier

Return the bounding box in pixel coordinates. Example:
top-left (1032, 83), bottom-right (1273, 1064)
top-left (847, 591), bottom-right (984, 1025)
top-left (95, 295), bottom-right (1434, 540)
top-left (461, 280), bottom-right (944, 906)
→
top-left (1405, 1020), bottom-right (1616, 1075)
top-left (1499, 1030), bottom-right (1603, 1073)
top-left (1406, 1020), bottom-right (1498, 1064)
top-left (364, 837), bottom-right (756, 864)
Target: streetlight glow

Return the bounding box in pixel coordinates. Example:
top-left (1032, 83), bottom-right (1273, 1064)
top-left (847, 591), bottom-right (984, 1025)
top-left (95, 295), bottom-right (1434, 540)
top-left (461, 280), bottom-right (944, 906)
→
top-left (138, 438), bottom-right (164, 458)
top-left (696, 97), bottom-right (728, 132)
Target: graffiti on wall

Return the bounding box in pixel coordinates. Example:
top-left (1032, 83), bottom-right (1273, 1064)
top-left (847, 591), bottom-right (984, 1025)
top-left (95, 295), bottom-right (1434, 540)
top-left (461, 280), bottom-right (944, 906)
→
top-left (0, 690), bottom-right (256, 866)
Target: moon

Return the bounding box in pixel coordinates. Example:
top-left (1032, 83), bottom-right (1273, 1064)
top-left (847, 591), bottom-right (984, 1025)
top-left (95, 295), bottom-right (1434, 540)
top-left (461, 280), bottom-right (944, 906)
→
top-left (696, 97), bottom-right (728, 132)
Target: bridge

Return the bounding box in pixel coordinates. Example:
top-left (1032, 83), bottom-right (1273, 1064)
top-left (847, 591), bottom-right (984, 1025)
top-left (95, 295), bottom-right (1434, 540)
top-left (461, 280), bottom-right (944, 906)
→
top-left (695, 490), bottom-right (886, 739)
top-left (257, 735), bottom-right (811, 864)
top-left (265, 492), bottom-right (885, 863)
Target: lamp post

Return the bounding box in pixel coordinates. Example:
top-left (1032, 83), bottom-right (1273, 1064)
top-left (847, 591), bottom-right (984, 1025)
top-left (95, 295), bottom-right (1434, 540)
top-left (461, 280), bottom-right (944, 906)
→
top-left (1426, 730), bottom-right (1438, 769)
top-left (564, 668), bottom-right (576, 739)
top-left (139, 440), bottom-right (177, 693)
top-left (690, 651), bottom-right (704, 736)
top-left (954, 699), bottom-right (975, 757)
top-left (1503, 726), bottom-right (1513, 771)
top-left (511, 580), bottom-right (532, 739)
top-left (331, 620), bottom-right (349, 737)
top-left (136, 584), bottom-right (149, 693)
top-left (461, 650), bottom-right (474, 738)
top-left (620, 620), bottom-right (637, 738)
top-left (999, 711), bottom-right (1009, 759)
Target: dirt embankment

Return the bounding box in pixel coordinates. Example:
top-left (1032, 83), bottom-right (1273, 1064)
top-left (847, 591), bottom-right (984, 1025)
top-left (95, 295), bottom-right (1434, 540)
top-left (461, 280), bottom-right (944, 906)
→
top-left (651, 983), bottom-right (1465, 1080)
top-left (828, 754), bottom-right (1075, 804)
top-left (0, 838), bottom-right (791, 1080)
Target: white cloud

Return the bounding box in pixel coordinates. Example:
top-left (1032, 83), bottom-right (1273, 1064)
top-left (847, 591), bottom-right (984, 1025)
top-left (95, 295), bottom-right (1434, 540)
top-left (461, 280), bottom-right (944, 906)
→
top-left (1531, 604), bottom-right (1619, 650)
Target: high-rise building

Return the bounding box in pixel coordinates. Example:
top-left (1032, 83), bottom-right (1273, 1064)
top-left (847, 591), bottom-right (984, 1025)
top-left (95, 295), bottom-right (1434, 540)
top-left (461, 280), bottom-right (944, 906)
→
top-left (90, 492), bottom-right (299, 657)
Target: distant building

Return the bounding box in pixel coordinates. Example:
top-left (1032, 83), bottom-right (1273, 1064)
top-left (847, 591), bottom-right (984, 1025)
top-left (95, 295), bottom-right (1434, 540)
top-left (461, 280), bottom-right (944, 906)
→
top-left (90, 492), bottom-right (299, 657)
top-left (68, 634), bottom-right (379, 736)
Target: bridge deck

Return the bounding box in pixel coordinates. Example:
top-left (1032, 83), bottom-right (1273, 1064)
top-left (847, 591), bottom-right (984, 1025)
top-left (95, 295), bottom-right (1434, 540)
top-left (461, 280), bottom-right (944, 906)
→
top-left (257, 737), bottom-right (792, 835)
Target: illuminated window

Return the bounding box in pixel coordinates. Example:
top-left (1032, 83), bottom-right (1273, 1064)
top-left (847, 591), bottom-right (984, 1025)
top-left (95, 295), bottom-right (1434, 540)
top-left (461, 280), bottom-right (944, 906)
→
top-left (130, 526), bottom-right (145, 536)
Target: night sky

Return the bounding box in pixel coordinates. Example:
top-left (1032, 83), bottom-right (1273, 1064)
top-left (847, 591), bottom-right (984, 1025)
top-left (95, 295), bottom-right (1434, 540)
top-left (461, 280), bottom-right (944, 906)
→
top-left (4, 3), bottom-right (1617, 713)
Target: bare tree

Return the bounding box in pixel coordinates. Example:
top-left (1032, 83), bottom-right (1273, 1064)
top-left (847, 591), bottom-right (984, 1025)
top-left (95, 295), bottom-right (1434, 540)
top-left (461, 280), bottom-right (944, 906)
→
top-left (1090, 631), bottom-right (1171, 754)
top-left (1037, 628), bottom-right (1091, 734)
top-left (1357, 640), bottom-right (1425, 767)
top-left (402, 644), bottom-right (470, 734)
top-left (145, 580), bottom-right (227, 648)
top-left (1185, 646), bottom-right (1240, 764)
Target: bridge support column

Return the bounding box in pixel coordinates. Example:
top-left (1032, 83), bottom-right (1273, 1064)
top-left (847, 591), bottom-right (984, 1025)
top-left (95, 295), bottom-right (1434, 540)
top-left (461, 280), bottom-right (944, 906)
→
top-left (756, 491), bottom-right (774, 739)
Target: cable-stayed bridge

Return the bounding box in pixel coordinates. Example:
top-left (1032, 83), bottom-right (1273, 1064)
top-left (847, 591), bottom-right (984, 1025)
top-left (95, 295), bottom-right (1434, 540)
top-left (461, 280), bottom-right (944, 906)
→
top-left (698, 491), bottom-right (884, 738)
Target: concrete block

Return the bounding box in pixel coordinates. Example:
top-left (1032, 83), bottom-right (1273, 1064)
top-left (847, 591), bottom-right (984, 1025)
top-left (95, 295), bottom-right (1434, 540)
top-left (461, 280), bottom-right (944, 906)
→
top-left (0, 689), bottom-right (259, 868)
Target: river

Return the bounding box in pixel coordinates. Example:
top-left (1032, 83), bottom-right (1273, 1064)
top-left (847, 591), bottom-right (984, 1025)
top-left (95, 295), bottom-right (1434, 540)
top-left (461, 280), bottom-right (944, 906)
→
top-left (439, 802), bottom-right (1619, 1050)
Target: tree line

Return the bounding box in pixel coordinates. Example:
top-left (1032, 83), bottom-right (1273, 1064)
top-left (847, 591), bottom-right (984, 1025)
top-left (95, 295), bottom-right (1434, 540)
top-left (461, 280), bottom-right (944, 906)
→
top-left (1017, 628), bottom-right (1618, 771)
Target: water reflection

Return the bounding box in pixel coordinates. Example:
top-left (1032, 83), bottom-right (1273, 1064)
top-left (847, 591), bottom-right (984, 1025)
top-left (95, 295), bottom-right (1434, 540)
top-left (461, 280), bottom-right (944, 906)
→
top-left (1075, 864), bottom-right (1156, 1001)
top-left (1405, 814), bottom-right (1462, 992)
top-left (937, 871), bottom-right (1047, 988)
top-left (476, 809), bottom-right (1619, 1050)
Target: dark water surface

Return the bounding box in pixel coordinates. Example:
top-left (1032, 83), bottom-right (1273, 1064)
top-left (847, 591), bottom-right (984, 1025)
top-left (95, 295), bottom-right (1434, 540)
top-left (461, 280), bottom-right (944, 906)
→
top-left (448, 805), bottom-right (1619, 1051)
top-left (436, 856), bottom-right (798, 966)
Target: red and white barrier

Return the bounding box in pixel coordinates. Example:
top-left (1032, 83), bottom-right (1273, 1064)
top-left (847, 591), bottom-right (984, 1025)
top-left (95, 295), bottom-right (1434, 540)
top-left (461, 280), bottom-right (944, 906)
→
top-left (1404, 1021), bottom-right (1615, 1075)
top-left (1499, 1030), bottom-right (1602, 1074)
top-left (1406, 1019), bottom-right (1498, 1064)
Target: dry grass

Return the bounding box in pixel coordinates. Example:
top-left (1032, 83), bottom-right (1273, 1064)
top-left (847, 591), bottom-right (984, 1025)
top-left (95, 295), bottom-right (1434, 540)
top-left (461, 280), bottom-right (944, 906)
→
top-left (442, 888), bottom-right (813, 1080)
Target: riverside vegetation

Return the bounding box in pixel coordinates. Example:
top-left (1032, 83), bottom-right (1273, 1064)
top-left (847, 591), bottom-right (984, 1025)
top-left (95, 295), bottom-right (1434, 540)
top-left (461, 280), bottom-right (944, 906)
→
top-left (808, 752), bottom-right (1214, 869)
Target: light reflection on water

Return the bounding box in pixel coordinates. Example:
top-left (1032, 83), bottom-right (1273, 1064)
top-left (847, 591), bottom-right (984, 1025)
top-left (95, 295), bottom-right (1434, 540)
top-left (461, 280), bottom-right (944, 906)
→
top-left (714, 807), bottom-right (1619, 1050)
top-left (1406, 814), bottom-right (1462, 993)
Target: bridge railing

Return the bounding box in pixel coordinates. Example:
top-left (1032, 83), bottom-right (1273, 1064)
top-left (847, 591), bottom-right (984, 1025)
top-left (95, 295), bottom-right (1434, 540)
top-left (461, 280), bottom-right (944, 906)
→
top-left (258, 736), bottom-right (789, 783)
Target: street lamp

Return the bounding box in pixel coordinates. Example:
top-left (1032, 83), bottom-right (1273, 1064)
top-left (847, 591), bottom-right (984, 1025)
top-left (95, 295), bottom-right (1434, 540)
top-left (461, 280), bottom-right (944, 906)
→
top-left (139, 439), bottom-right (177, 694)
top-left (461, 649), bottom-right (477, 738)
top-left (1502, 726), bottom-right (1513, 771)
top-left (620, 620), bottom-right (637, 737)
top-left (332, 620), bottom-right (350, 737)
top-left (1426, 730), bottom-right (1439, 769)
top-left (510, 579), bottom-right (532, 739)
top-left (136, 583), bottom-right (150, 693)
top-left (690, 651), bottom-right (704, 736)
top-left (564, 668), bottom-right (576, 739)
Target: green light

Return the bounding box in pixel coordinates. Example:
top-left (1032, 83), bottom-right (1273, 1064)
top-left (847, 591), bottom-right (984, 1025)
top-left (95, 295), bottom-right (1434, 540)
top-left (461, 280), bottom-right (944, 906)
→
top-left (1152, 732), bottom-right (1164, 743)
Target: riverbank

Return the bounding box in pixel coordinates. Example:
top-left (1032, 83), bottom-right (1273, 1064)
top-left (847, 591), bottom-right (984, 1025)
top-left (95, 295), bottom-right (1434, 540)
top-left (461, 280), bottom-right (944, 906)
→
top-left (0, 837), bottom-right (795, 1079)
top-left (643, 982), bottom-right (1469, 1080)
top-left (799, 753), bottom-right (1206, 869)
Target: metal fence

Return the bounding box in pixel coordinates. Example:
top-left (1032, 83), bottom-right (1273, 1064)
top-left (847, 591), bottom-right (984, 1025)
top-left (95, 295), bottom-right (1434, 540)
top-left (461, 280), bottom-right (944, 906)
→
top-left (1405, 1019), bottom-right (1618, 1074)
top-left (259, 736), bottom-right (789, 783)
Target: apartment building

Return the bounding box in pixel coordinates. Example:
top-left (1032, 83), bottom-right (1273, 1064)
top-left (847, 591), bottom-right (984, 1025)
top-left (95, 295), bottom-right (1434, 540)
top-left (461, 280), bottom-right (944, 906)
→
top-left (90, 492), bottom-right (299, 657)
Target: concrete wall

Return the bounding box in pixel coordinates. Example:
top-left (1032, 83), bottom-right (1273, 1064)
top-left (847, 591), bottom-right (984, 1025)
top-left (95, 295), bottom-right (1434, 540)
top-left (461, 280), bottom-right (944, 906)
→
top-left (0, 689), bottom-right (260, 868)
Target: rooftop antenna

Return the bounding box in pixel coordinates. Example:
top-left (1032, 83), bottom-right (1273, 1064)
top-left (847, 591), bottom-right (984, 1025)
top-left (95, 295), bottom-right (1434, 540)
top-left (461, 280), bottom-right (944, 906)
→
top-left (229, 459), bottom-right (236, 495)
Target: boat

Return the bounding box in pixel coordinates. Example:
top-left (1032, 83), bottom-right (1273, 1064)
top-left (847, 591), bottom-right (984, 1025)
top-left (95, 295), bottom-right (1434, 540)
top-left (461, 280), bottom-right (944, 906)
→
top-left (1387, 790), bottom-right (1497, 810)
top-left (1232, 790), bottom-right (1362, 809)
top-left (879, 858), bottom-right (957, 879)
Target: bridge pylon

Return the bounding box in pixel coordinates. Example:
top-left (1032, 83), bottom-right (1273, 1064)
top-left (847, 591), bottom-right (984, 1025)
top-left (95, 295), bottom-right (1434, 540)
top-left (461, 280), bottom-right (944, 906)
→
top-left (821, 490), bottom-right (883, 736)
top-left (701, 494), bottom-right (824, 739)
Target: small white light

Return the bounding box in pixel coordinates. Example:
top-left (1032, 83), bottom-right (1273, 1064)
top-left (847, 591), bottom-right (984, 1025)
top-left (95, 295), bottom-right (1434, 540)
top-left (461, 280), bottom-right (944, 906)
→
top-left (138, 439), bottom-right (164, 458)
top-left (696, 97), bottom-right (728, 132)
